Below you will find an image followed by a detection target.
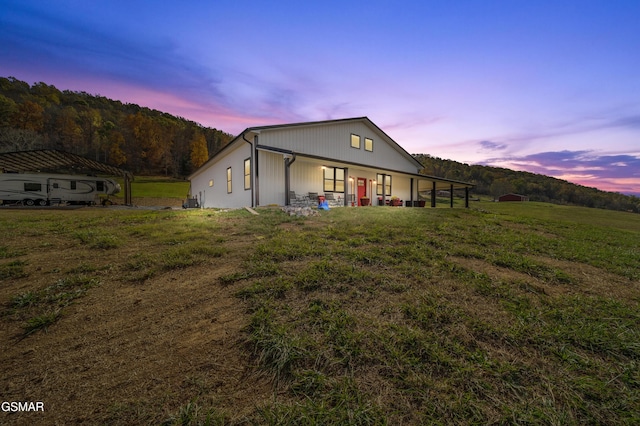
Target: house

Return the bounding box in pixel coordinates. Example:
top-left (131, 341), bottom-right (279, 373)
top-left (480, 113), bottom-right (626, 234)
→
top-left (189, 117), bottom-right (474, 208)
top-left (498, 193), bottom-right (529, 202)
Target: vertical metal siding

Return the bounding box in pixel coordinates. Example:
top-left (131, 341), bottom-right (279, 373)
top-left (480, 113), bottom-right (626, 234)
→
top-left (290, 160), bottom-right (324, 196)
top-left (257, 151), bottom-right (285, 205)
top-left (190, 142), bottom-right (251, 208)
top-left (259, 121), bottom-right (418, 173)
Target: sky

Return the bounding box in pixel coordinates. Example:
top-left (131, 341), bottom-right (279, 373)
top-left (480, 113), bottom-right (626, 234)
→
top-left (1, 0), bottom-right (639, 196)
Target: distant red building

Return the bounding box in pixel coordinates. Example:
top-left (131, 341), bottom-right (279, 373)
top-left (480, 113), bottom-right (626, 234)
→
top-left (498, 193), bottom-right (529, 202)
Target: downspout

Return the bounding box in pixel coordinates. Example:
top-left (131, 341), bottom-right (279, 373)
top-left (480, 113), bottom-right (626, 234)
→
top-left (241, 133), bottom-right (255, 208)
top-left (284, 154), bottom-right (297, 205)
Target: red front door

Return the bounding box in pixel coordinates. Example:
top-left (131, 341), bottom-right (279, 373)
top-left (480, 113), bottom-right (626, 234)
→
top-left (357, 177), bottom-right (367, 206)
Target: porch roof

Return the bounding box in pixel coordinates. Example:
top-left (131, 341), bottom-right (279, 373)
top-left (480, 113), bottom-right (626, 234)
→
top-left (257, 144), bottom-right (474, 191)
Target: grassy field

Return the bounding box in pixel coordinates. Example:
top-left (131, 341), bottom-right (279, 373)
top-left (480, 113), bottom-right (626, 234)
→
top-left (1, 202), bottom-right (638, 424)
top-left (111, 176), bottom-right (191, 206)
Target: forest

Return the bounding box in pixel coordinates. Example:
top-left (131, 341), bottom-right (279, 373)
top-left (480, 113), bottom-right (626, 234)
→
top-left (1, 76), bottom-right (637, 213)
top-left (415, 154), bottom-right (640, 213)
top-left (0, 77), bottom-right (233, 176)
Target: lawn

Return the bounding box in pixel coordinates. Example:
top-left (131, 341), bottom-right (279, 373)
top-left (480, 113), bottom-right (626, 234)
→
top-left (0, 202), bottom-right (638, 424)
top-left (111, 176), bottom-right (191, 205)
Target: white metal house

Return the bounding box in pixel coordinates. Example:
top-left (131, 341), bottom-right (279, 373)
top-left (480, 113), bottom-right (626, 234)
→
top-left (189, 117), bottom-right (473, 208)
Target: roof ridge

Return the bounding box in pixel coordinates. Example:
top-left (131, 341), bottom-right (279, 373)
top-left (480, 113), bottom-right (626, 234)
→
top-left (248, 116), bottom-right (369, 131)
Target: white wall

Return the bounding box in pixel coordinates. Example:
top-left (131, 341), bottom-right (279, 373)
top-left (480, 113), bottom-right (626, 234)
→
top-left (256, 150), bottom-right (285, 206)
top-left (190, 142), bottom-right (252, 208)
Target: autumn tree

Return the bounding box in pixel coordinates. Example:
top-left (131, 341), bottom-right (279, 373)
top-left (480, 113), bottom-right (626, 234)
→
top-left (52, 106), bottom-right (82, 153)
top-left (78, 108), bottom-right (103, 160)
top-left (123, 112), bottom-right (163, 173)
top-left (0, 94), bottom-right (17, 127)
top-left (10, 100), bottom-right (44, 132)
top-left (190, 132), bottom-right (208, 169)
top-left (31, 82), bottom-right (61, 107)
top-left (107, 131), bottom-right (127, 166)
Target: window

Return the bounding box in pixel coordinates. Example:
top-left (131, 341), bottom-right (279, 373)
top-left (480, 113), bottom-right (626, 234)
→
top-left (226, 167), bottom-right (232, 193)
top-left (24, 183), bottom-right (41, 191)
top-left (376, 173), bottom-right (391, 196)
top-left (350, 134), bottom-right (361, 149)
top-left (244, 158), bottom-right (251, 190)
top-left (323, 167), bottom-right (345, 192)
top-left (70, 181), bottom-right (77, 190)
top-left (209, 179), bottom-right (213, 187)
top-left (365, 137), bottom-right (373, 152)
top-left (96, 181), bottom-right (105, 191)
top-left (53, 183), bottom-right (59, 189)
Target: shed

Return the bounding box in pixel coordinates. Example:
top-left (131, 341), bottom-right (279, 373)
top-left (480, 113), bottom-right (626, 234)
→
top-left (498, 193), bottom-right (529, 202)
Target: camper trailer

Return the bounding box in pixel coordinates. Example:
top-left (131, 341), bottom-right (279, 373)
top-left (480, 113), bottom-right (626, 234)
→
top-left (0, 173), bottom-right (121, 206)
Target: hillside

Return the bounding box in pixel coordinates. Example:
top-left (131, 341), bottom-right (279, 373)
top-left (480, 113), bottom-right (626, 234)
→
top-left (1, 204), bottom-right (638, 424)
top-left (1, 76), bottom-right (637, 213)
top-left (0, 77), bottom-right (233, 176)
top-left (415, 154), bottom-right (640, 213)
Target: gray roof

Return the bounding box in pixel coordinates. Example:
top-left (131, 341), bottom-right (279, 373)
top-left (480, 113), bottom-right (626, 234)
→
top-left (0, 150), bottom-right (133, 179)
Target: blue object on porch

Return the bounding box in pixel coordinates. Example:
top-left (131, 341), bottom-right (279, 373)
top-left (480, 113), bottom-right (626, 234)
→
top-left (318, 200), bottom-right (330, 210)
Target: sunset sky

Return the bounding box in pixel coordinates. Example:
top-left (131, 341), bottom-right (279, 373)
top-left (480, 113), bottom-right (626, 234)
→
top-left (1, 0), bottom-right (639, 195)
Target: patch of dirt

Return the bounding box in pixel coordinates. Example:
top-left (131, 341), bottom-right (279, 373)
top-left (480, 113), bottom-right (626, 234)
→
top-left (451, 254), bottom-right (638, 300)
top-left (529, 255), bottom-right (640, 300)
top-left (0, 238), bottom-right (272, 425)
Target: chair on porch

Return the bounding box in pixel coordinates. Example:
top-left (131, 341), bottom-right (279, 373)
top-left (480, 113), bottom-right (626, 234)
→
top-left (308, 192), bottom-right (319, 205)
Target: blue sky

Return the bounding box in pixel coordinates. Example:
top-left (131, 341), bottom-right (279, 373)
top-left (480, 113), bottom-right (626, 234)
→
top-left (1, 0), bottom-right (639, 195)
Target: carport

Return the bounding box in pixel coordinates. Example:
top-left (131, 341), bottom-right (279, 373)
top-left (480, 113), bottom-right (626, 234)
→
top-left (0, 150), bottom-right (134, 205)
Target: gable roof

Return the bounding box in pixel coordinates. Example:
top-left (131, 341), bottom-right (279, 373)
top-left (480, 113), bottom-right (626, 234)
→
top-left (190, 117), bottom-right (423, 179)
top-left (247, 116), bottom-right (424, 169)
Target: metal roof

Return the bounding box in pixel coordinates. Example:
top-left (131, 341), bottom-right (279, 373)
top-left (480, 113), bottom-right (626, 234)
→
top-left (0, 150), bottom-right (133, 179)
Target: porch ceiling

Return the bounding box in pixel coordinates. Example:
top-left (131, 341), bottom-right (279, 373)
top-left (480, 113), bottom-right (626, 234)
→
top-left (289, 155), bottom-right (473, 190)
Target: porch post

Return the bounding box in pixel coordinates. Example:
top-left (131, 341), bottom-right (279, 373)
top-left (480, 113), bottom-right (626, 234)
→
top-left (465, 187), bottom-right (470, 208)
top-left (124, 174), bottom-right (132, 206)
top-left (410, 178), bottom-right (414, 206)
top-left (431, 181), bottom-right (436, 208)
top-left (344, 167), bottom-right (349, 206)
top-left (382, 175), bottom-right (387, 205)
top-left (450, 184), bottom-right (454, 208)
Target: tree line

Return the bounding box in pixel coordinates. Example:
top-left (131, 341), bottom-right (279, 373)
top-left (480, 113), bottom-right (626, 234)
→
top-left (415, 154), bottom-right (640, 213)
top-left (1, 77), bottom-right (637, 212)
top-left (0, 77), bottom-right (233, 176)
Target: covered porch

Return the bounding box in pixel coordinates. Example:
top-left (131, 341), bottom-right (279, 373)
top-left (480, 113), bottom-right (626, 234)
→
top-left (278, 152), bottom-right (474, 208)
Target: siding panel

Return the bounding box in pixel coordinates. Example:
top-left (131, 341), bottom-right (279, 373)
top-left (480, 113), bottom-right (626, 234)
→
top-left (191, 142), bottom-right (251, 208)
top-left (257, 151), bottom-right (285, 206)
top-left (258, 121), bottom-right (418, 173)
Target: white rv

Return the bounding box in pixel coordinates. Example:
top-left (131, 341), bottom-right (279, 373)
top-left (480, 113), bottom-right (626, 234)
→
top-left (0, 173), bottom-right (121, 206)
